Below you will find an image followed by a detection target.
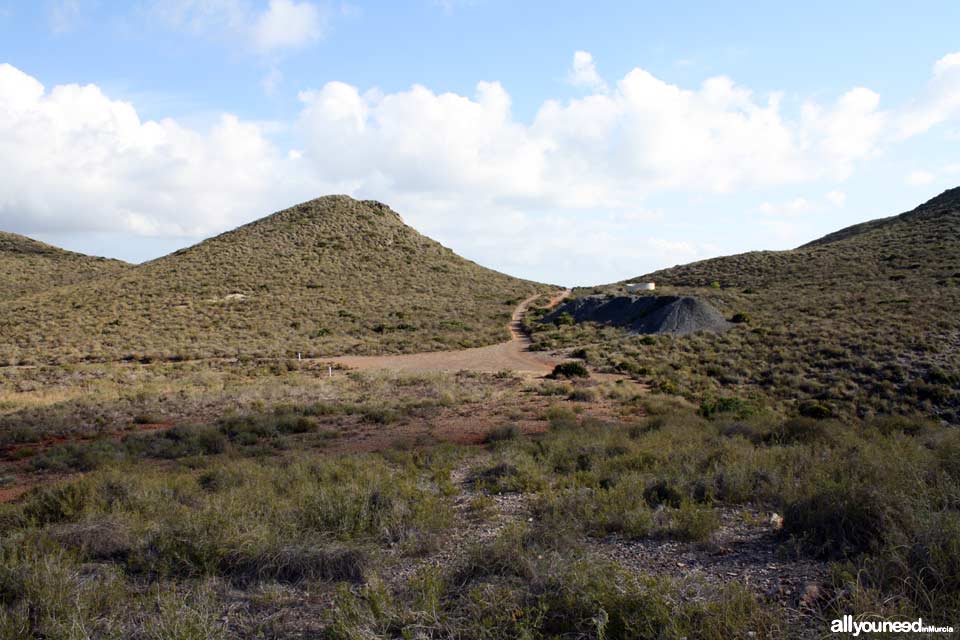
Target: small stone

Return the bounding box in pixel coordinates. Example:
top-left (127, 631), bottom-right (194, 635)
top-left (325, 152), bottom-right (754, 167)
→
top-left (800, 583), bottom-right (822, 608)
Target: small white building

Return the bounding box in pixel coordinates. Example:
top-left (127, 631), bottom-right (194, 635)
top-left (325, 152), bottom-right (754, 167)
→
top-left (625, 282), bottom-right (656, 292)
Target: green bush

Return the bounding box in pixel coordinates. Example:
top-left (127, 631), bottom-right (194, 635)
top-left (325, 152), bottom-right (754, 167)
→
top-left (553, 312), bottom-right (575, 327)
top-left (643, 480), bottom-right (683, 508)
top-left (699, 397), bottom-right (756, 419)
top-left (783, 485), bottom-right (890, 558)
top-left (484, 424), bottom-right (521, 444)
top-left (550, 361), bottom-right (589, 379)
top-left (798, 400), bottom-right (832, 419)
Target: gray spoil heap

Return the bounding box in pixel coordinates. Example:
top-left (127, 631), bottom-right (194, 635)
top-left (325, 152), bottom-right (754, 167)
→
top-left (543, 295), bottom-right (733, 335)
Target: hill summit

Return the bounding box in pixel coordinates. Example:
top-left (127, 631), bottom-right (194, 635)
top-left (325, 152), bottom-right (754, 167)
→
top-left (0, 231), bottom-right (129, 301)
top-left (804, 186), bottom-right (960, 247)
top-left (0, 196), bottom-right (549, 364)
top-left (530, 187), bottom-right (960, 422)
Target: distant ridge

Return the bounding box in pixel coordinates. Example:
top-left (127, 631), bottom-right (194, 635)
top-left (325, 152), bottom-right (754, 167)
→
top-left (803, 186), bottom-right (960, 247)
top-left (551, 187), bottom-right (960, 422)
top-left (0, 231), bottom-right (129, 301)
top-left (0, 196), bottom-right (549, 364)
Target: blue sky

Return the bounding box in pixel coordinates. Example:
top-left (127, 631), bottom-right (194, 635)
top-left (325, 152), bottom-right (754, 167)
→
top-left (1, 1), bottom-right (958, 285)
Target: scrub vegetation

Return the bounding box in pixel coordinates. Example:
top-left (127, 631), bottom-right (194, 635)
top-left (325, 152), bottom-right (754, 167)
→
top-left (0, 191), bottom-right (958, 637)
top-left (1, 365), bottom-right (959, 638)
top-left (527, 187), bottom-right (960, 423)
top-left (0, 231), bottom-right (128, 301)
top-left (0, 197), bottom-right (548, 365)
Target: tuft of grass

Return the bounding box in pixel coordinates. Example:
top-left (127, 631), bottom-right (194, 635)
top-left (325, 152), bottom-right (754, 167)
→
top-left (484, 423), bottom-right (521, 444)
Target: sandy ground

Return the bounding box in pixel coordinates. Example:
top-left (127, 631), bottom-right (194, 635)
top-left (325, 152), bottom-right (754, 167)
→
top-left (327, 289), bottom-right (571, 374)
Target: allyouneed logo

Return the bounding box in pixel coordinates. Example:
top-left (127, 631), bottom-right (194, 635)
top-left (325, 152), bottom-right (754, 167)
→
top-left (831, 615), bottom-right (955, 636)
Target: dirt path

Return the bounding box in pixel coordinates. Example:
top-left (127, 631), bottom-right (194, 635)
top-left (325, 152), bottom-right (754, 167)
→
top-left (328, 289), bottom-right (571, 374)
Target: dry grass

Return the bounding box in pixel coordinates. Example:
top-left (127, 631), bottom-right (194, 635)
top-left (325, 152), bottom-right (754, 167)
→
top-left (0, 197), bottom-right (549, 365)
top-left (0, 231), bottom-right (128, 301)
top-left (528, 188), bottom-right (960, 422)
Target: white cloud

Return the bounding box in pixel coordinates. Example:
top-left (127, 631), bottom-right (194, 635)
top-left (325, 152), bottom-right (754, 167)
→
top-left (801, 87), bottom-right (886, 178)
top-left (903, 163), bottom-right (960, 186)
top-left (896, 51), bottom-right (960, 138)
top-left (826, 190), bottom-right (846, 207)
top-left (156, 0), bottom-right (327, 54)
top-left (906, 170), bottom-right (935, 186)
top-left (761, 219), bottom-right (804, 243)
top-left (0, 63), bottom-right (312, 238)
top-left (757, 198), bottom-right (812, 217)
top-left (3, 51), bottom-right (960, 283)
top-left (757, 190), bottom-right (847, 218)
top-left (253, 0), bottom-right (326, 52)
top-left (293, 56), bottom-right (893, 210)
top-left (568, 51), bottom-right (607, 93)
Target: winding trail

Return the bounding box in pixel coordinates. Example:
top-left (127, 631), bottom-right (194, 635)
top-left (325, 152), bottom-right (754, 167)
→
top-left (328, 289), bottom-right (571, 374)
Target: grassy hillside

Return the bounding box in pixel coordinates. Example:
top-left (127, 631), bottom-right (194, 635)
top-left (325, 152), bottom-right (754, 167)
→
top-left (0, 232), bottom-right (129, 302)
top-left (0, 196), bottom-right (549, 365)
top-left (528, 187), bottom-right (960, 422)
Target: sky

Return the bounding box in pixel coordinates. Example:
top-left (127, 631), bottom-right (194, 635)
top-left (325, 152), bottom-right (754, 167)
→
top-left (1, 1), bottom-right (959, 286)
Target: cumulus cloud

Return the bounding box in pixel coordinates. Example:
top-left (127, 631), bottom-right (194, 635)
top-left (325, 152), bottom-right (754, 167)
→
top-left (826, 190), bottom-right (847, 207)
top-left (757, 198), bottom-right (813, 217)
top-left (896, 52), bottom-right (960, 138)
top-left (293, 52), bottom-right (893, 208)
top-left (2, 50), bottom-right (960, 282)
top-left (906, 170), bottom-right (935, 186)
top-left (568, 51), bottom-right (607, 93)
top-left (757, 191), bottom-right (849, 218)
top-left (904, 163), bottom-right (960, 187)
top-left (0, 63), bottom-right (311, 237)
top-left (253, 0), bottom-right (326, 52)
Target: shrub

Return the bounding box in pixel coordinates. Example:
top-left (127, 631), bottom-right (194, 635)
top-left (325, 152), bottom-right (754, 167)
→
top-left (568, 387), bottom-right (597, 402)
top-left (768, 417), bottom-right (838, 445)
top-left (798, 400), bottom-right (832, 419)
top-left (223, 543), bottom-right (366, 585)
top-left (48, 517), bottom-right (134, 562)
top-left (643, 480), bottom-right (683, 509)
top-left (544, 405), bottom-right (578, 430)
top-left (553, 312), bottom-right (575, 327)
top-left (21, 482), bottom-right (92, 526)
top-left (782, 485), bottom-right (890, 558)
top-left (468, 460), bottom-right (545, 494)
top-left (668, 501), bottom-right (720, 542)
top-left (550, 361), bottom-right (589, 379)
top-left (699, 397), bottom-right (756, 419)
top-left (127, 424), bottom-right (227, 458)
top-left (484, 424), bottom-right (521, 444)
